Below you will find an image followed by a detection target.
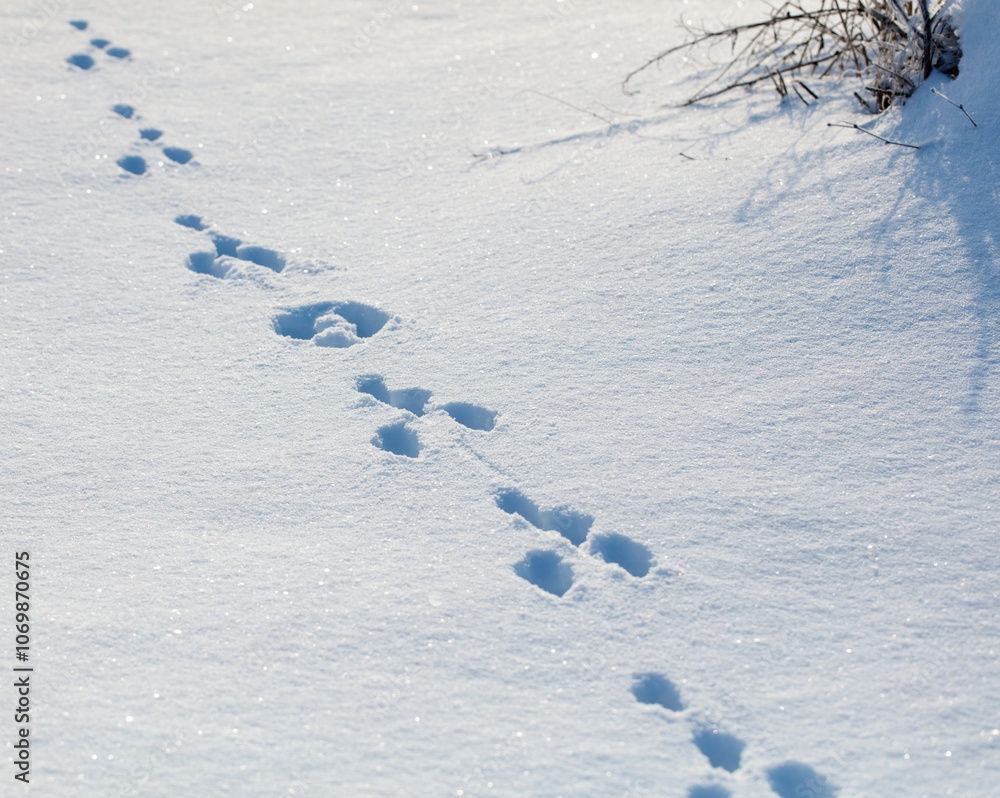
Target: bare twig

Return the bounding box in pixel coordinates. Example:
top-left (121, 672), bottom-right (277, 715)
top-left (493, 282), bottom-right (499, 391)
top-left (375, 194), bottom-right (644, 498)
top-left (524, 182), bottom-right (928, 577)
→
top-left (930, 87), bottom-right (977, 127)
top-left (621, 6), bottom-right (848, 96)
top-left (469, 145), bottom-right (522, 161)
top-left (797, 80), bottom-right (818, 99)
top-left (515, 89), bottom-right (613, 124)
top-left (623, 1), bottom-right (960, 113)
top-left (872, 61), bottom-right (916, 92)
top-left (594, 102), bottom-right (640, 120)
top-left (854, 91), bottom-right (875, 113)
top-left (827, 121), bottom-right (920, 149)
top-left (685, 52), bottom-right (841, 105)
top-left (918, 0), bottom-right (933, 79)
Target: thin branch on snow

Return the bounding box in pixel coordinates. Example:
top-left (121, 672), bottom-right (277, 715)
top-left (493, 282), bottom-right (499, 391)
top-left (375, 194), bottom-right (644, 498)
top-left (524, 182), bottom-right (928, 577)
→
top-left (827, 121), bottom-right (920, 149)
top-left (930, 87), bottom-right (977, 127)
top-left (515, 89), bottom-right (614, 125)
top-left (623, 1), bottom-right (961, 112)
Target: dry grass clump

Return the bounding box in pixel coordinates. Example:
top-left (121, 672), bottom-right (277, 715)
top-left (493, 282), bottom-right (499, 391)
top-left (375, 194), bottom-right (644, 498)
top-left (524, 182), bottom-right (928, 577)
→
top-left (623, 1), bottom-right (962, 112)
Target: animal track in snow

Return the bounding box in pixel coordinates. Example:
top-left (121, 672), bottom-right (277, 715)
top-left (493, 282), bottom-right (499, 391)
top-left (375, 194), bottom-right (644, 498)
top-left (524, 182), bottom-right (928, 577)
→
top-left (272, 302), bottom-right (389, 346)
top-left (210, 233), bottom-right (241, 257)
top-left (356, 376), bottom-right (430, 416)
top-left (177, 220), bottom-right (287, 278)
top-left (355, 376), bottom-right (497, 431)
top-left (631, 673), bottom-right (685, 712)
top-left (495, 489), bottom-right (656, 597)
top-left (513, 550), bottom-right (573, 597)
top-left (440, 401), bottom-right (497, 431)
top-left (186, 248), bottom-right (285, 277)
top-left (630, 676), bottom-right (834, 797)
top-left (123, 116), bottom-right (194, 169)
top-left (495, 488), bottom-right (592, 546)
top-left (66, 54), bottom-right (94, 70)
top-left (767, 762), bottom-right (836, 798)
top-left (500, 488), bottom-right (654, 602)
top-left (174, 214), bottom-right (208, 231)
top-left (184, 253), bottom-right (228, 278)
top-left (590, 532), bottom-right (653, 577)
top-left (692, 727), bottom-right (745, 773)
top-left (117, 155), bottom-right (146, 176)
top-left (66, 27), bottom-right (188, 174)
top-left (163, 146), bottom-right (193, 164)
top-left (67, 24), bottom-right (131, 68)
top-left (372, 421), bottom-right (421, 458)
top-left (234, 245), bottom-right (282, 270)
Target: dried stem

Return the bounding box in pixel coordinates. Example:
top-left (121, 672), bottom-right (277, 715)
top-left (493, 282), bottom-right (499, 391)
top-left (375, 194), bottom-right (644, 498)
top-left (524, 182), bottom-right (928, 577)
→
top-left (827, 121), bottom-right (920, 148)
top-left (623, 1), bottom-right (960, 112)
top-left (930, 87), bottom-right (977, 127)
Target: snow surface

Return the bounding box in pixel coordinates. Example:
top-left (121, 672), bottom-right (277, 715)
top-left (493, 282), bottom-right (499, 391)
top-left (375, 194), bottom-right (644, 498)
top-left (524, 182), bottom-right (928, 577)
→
top-left (2, 0), bottom-right (998, 795)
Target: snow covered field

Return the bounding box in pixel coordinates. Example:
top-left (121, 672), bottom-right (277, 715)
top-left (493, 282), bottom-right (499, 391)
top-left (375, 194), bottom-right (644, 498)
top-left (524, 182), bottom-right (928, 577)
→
top-left (2, 0), bottom-right (998, 795)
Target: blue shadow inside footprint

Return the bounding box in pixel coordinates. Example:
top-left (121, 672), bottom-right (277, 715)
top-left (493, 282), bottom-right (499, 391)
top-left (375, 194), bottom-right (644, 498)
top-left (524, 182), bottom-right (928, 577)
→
top-left (91, 38), bottom-right (109, 48)
top-left (163, 147), bottom-right (193, 165)
top-left (334, 301), bottom-right (390, 338)
top-left (107, 47), bottom-right (130, 58)
top-left (67, 54), bottom-right (94, 69)
top-left (112, 104), bottom-right (134, 118)
top-left (767, 762), bottom-right (836, 798)
top-left (185, 252), bottom-right (228, 279)
top-left (357, 375), bottom-right (430, 416)
top-left (205, 233), bottom-right (283, 272)
top-left (495, 488), bottom-right (592, 546)
top-left (117, 155), bottom-right (146, 175)
top-left (273, 302), bottom-right (388, 344)
top-left (235, 245), bottom-right (283, 272)
top-left (273, 303), bottom-right (333, 339)
top-left (693, 729), bottom-right (744, 773)
top-left (140, 128), bottom-right (163, 141)
top-left (590, 533), bottom-right (652, 577)
top-left (175, 214), bottom-right (207, 230)
top-left (441, 402), bottom-right (497, 431)
top-left (69, 20), bottom-right (88, 30)
top-left (632, 673), bottom-right (684, 711)
top-left (514, 550), bottom-right (573, 597)
top-left (688, 787), bottom-right (730, 798)
top-left (210, 233), bottom-right (241, 257)
top-left (372, 421), bottom-right (420, 458)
